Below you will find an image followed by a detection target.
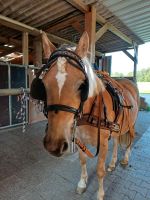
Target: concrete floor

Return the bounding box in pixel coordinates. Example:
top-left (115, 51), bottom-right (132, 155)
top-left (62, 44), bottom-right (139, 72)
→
top-left (0, 111), bottom-right (150, 200)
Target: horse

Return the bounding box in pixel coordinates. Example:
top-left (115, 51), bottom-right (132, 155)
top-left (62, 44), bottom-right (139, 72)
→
top-left (30, 31), bottom-right (139, 200)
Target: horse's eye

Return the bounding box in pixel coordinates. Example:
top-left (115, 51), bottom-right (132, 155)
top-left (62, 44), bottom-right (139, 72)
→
top-left (78, 83), bottom-right (84, 91)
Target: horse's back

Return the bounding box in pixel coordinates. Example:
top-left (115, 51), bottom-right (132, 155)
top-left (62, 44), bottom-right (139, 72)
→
top-left (115, 78), bottom-right (139, 104)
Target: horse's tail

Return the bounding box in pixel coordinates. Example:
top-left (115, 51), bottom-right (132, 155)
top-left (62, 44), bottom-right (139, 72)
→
top-left (119, 127), bottom-right (135, 148)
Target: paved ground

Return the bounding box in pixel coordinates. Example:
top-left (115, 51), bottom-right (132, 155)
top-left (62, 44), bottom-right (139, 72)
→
top-left (0, 111), bottom-right (150, 200)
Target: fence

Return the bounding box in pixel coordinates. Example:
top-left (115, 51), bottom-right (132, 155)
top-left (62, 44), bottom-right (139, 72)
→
top-left (0, 62), bottom-right (40, 129)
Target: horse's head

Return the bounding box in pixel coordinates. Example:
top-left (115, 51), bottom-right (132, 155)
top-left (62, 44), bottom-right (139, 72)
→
top-left (40, 32), bottom-right (98, 157)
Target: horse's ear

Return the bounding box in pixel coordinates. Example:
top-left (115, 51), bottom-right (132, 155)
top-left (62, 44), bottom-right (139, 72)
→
top-left (41, 31), bottom-right (56, 59)
top-left (75, 31), bottom-right (89, 58)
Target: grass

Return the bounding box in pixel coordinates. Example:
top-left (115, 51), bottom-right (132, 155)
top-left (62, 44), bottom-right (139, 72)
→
top-left (147, 106), bottom-right (150, 111)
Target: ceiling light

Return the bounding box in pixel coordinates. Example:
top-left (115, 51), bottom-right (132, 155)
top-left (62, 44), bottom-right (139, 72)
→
top-left (8, 45), bottom-right (14, 48)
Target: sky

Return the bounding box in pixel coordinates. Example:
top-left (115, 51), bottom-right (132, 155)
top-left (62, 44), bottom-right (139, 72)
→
top-left (106, 42), bottom-right (150, 75)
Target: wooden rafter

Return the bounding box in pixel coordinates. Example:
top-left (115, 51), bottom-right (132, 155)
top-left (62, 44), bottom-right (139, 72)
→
top-left (72, 21), bottom-right (83, 34)
top-left (108, 23), bottom-right (132, 45)
top-left (122, 50), bottom-right (134, 62)
top-left (65, 0), bottom-right (133, 45)
top-left (0, 14), bottom-right (76, 46)
top-left (95, 23), bottom-right (108, 42)
top-left (0, 36), bottom-right (21, 46)
top-left (0, 14), bottom-right (102, 57)
top-left (0, 14), bottom-right (39, 36)
top-left (46, 15), bottom-right (83, 32)
top-left (65, 0), bottom-right (89, 13)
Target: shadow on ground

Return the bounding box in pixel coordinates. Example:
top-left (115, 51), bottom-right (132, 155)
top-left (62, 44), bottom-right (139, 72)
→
top-left (0, 111), bottom-right (150, 200)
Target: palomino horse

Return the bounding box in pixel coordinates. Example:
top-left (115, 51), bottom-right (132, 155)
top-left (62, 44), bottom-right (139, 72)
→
top-left (30, 32), bottom-right (139, 200)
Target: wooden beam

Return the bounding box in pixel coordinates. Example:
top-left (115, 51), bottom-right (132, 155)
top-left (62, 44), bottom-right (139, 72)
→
top-left (96, 13), bottom-right (106, 24)
top-left (0, 14), bottom-right (102, 57)
top-left (0, 36), bottom-right (21, 46)
top-left (22, 32), bottom-right (29, 65)
top-left (65, 0), bottom-right (89, 13)
top-left (46, 15), bottom-right (83, 32)
top-left (96, 14), bottom-right (133, 45)
top-left (72, 21), bottom-right (83, 34)
top-left (123, 50), bottom-right (134, 62)
top-left (0, 15), bottom-right (75, 46)
top-left (85, 5), bottom-right (96, 63)
top-left (95, 23), bottom-right (108, 42)
top-left (0, 88), bottom-right (30, 96)
top-left (64, 1), bottom-right (133, 45)
top-left (108, 23), bottom-right (133, 45)
top-left (33, 37), bottom-right (42, 67)
top-left (0, 14), bottom-right (40, 36)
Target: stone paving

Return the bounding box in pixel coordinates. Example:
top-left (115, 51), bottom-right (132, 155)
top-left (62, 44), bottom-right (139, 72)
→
top-left (0, 111), bottom-right (150, 200)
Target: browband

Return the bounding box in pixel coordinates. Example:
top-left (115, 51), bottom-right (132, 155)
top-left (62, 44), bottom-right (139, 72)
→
top-left (36, 49), bottom-right (88, 80)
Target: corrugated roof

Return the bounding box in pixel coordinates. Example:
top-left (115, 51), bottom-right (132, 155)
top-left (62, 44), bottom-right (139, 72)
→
top-left (0, 0), bottom-right (149, 59)
top-left (88, 0), bottom-right (150, 43)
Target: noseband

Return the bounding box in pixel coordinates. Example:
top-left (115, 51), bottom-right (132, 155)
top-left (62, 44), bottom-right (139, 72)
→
top-left (36, 48), bottom-right (89, 117)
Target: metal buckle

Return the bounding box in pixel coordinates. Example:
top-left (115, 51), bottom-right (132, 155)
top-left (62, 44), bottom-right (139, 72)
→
top-left (111, 123), bottom-right (120, 132)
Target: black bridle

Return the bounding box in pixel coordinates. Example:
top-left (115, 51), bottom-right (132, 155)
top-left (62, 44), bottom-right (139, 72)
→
top-left (36, 48), bottom-right (89, 117)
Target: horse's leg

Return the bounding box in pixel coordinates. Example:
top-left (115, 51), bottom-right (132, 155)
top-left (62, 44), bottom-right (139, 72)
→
top-left (121, 127), bottom-right (135, 165)
top-left (107, 137), bottom-right (118, 172)
top-left (76, 149), bottom-right (88, 194)
top-left (97, 134), bottom-right (109, 200)
top-left (120, 146), bottom-right (131, 165)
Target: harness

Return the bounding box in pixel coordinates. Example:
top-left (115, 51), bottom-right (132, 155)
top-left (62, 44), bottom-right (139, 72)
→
top-left (33, 49), bottom-right (133, 158)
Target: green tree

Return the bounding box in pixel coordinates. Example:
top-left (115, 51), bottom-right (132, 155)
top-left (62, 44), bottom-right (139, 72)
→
top-left (111, 72), bottom-right (124, 77)
top-left (137, 68), bottom-right (150, 82)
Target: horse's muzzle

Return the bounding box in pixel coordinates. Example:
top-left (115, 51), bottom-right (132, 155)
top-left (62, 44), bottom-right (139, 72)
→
top-left (43, 136), bottom-right (68, 157)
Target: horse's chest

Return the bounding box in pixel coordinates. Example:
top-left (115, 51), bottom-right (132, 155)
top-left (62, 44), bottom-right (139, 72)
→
top-left (76, 126), bottom-right (97, 146)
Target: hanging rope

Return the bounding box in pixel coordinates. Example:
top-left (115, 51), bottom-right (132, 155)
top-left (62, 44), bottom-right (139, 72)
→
top-left (16, 88), bottom-right (29, 133)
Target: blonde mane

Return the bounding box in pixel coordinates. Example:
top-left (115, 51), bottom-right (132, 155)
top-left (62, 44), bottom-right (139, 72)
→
top-left (82, 57), bottom-right (104, 97)
top-left (58, 45), bottom-right (104, 98)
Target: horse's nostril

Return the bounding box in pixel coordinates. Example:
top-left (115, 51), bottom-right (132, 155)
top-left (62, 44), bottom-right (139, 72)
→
top-left (62, 141), bottom-right (68, 153)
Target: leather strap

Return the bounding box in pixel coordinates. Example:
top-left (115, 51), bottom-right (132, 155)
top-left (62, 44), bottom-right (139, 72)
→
top-left (75, 95), bottom-right (103, 158)
top-left (95, 95), bottom-right (102, 156)
top-left (45, 104), bottom-right (78, 115)
top-left (75, 138), bottom-right (95, 158)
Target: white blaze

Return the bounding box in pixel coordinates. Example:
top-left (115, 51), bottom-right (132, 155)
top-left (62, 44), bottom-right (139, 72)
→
top-left (56, 57), bottom-right (67, 98)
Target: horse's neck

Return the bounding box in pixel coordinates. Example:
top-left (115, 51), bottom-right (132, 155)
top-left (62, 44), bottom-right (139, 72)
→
top-left (83, 76), bottom-right (115, 122)
top-left (83, 76), bottom-right (103, 114)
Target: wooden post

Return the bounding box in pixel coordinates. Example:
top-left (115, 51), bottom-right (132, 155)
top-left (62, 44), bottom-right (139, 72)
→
top-left (33, 37), bottom-right (42, 67)
top-left (133, 43), bottom-right (138, 81)
top-left (123, 45), bottom-right (138, 81)
top-left (22, 32), bottom-right (29, 65)
top-left (29, 36), bottom-right (45, 124)
top-left (85, 5), bottom-right (96, 64)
